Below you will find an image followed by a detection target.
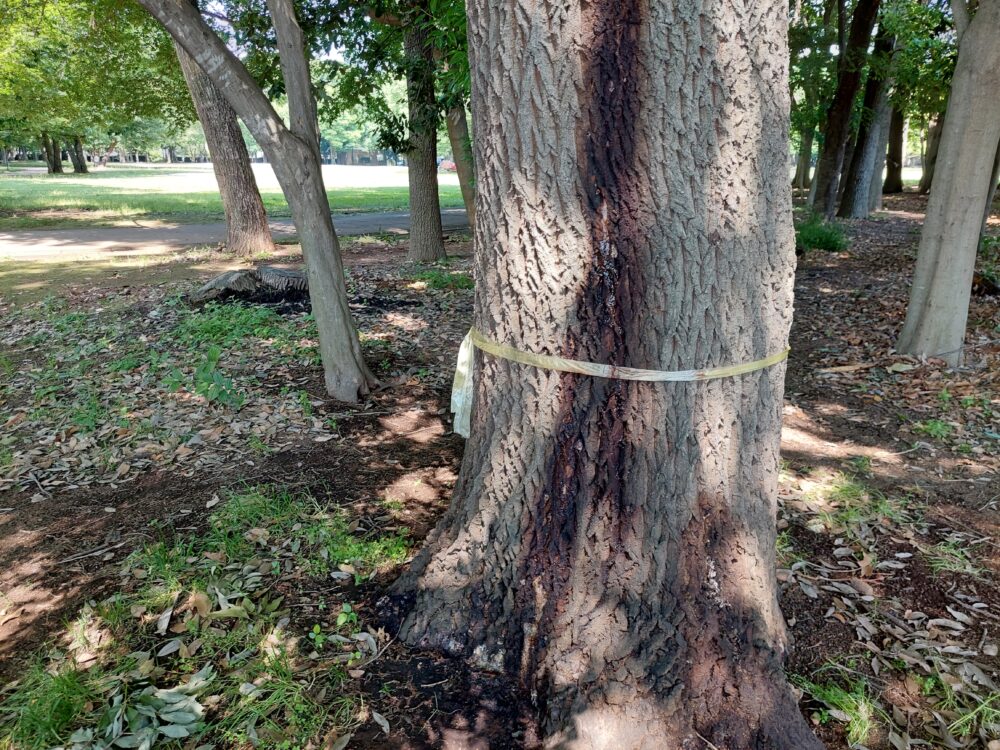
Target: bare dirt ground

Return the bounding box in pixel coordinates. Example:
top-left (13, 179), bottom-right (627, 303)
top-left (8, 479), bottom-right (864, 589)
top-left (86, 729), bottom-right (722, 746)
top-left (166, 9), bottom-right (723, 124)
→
top-left (0, 195), bottom-right (998, 749)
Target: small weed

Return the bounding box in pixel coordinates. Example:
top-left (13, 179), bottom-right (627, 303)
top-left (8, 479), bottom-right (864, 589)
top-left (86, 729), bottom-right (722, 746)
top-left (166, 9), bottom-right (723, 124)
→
top-left (308, 623), bottom-right (328, 650)
top-left (412, 269), bottom-right (474, 290)
top-left (846, 455), bottom-right (872, 477)
top-left (336, 603), bottom-right (359, 630)
top-left (776, 531), bottom-right (801, 565)
top-left (925, 539), bottom-right (981, 576)
top-left (297, 389), bottom-right (313, 417)
top-left (914, 419), bottom-right (952, 440)
top-left (361, 336), bottom-right (395, 375)
top-left (795, 216), bottom-right (848, 253)
top-left (950, 692), bottom-right (1000, 738)
top-left (793, 672), bottom-right (884, 746)
top-left (247, 433), bottom-right (272, 456)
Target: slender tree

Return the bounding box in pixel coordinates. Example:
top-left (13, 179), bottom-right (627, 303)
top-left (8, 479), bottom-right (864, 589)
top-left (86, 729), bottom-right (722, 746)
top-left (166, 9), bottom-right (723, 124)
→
top-left (173, 15), bottom-right (274, 258)
top-left (883, 105), bottom-right (906, 193)
top-left (838, 30), bottom-right (894, 218)
top-left (388, 0), bottom-right (820, 746)
top-left (898, 0), bottom-right (1000, 365)
top-left (811, 0), bottom-right (881, 219)
top-left (402, 1), bottom-right (445, 261)
top-left (136, 0), bottom-right (375, 401)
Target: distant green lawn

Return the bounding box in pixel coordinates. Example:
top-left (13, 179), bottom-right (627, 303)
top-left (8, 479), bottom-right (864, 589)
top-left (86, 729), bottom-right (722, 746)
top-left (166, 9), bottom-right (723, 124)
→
top-left (0, 166), bottom-right (464, 230)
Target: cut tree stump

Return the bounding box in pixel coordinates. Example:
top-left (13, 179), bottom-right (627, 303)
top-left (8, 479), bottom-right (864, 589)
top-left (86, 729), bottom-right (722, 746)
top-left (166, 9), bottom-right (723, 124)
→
top-left (188, 266), bottom-right (309, 305)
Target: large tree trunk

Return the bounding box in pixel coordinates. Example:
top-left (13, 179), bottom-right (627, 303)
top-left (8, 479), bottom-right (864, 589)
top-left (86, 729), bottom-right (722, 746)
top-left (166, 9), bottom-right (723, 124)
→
top-left (811, 0), bottom-right (881, 219)
top-left (403, 6), bottom-right (445, 263)
top-left (793, 126), bottom-right (814, 189)
top-left (174, 27), bottom-right (274, 258)
top-left (898, 0), bottom-right (1000, 365)
top-left (389, 1), bottom-right (820, 747)
top-left (446, 104), bottom-right (476, 230)
top-left (917, 113), bottom-right (944, 194)
top-left (137, 0), bottom-right (375, 401)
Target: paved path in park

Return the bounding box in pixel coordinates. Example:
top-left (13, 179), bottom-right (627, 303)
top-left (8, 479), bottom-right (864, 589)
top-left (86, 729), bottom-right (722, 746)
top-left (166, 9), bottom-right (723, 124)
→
top-left (0, 208), bottom-right (469, 261)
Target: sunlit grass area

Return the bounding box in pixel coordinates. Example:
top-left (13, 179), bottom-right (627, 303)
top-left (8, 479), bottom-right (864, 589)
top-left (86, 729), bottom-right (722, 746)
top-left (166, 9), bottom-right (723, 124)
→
top-left (0, 164), bottom-right (464, 230)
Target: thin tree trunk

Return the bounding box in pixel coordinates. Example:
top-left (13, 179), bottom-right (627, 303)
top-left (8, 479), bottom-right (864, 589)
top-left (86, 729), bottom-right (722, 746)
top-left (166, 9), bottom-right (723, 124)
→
top-left (40, 133), bottom-right (53, 173)
top-left (389, 1), bottom-right (820, 747)
top-left (794, 126), bottom-right (814, 189)
top-left (68, 136), bottom-right (88, 173)
top-left (404, 5), bottom-right (445, 262)
top-left (898, 0), bottom-right (1000, 365)
top-left (137, 0), bottom-right (375, 401)
top-left (882, 105), bottom-right (905, 193)
top-left (446, 104), bottom-right (476, 230)
top-left (838, 32), bottom-right (894, 218)
top-left (174, 26), bottom-right (274, 258)
top-left (981, 139), bottom-right (1000, 235)
top-left (917, 113), bottom-right (944, 194)
top-left (867, 100), bottom-right (892, 213)
top-left (812, 0), bottom-right (882, 219)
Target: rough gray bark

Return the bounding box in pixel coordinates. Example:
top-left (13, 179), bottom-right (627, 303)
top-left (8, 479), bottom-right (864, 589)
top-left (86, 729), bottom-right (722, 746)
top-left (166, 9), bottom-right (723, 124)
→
top-left (446, 104), bottom-right (476, 230)
top-left (794, 126), bottom-right (814, 189)
top-left (917, 113), bottom-right (943, 194)
top-left (811, 0), bottom-right (881, 218)
top-left (404, 6), bottom-right (445, 262)
top-left (174, 34), bottom-right (274, 258)
top-left (136, 0), bottom-right (375, 401)
top-left (898, 0), bottom-right (1000, 365)
top-left (389, 1), bottom-right (819, 747)
top-left (883, 105), bottom-right (905, 193)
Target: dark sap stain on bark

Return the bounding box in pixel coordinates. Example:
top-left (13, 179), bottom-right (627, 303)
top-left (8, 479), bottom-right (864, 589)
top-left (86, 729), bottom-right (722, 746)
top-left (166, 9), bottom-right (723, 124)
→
top-left (512, 0), bottom-right (652, 697)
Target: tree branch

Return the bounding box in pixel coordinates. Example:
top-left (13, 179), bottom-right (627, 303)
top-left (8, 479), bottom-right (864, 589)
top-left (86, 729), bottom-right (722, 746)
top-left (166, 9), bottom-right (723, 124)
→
top-left (134, 0), bottom-right (289, 156)
top-left (951, 0), bottom-right (970, 40)
top-left (265, 0), bottom-right (320, 147)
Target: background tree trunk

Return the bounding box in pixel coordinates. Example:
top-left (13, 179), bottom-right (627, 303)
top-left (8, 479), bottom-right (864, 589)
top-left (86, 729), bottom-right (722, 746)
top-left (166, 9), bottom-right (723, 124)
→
top-left (882, 105), bottom-right (905, 193)
top-left (68, 136), bottom-right (88, 173)
top-left (389, 1), bottom-right (820, 747)
top-left (981, 139), bottom-right (1000, 236)
top-left (811, 0), bottom-right (881, 218)
top-left (446, 104), bottom-right (476, 230)
top-left (174, 32), bottom-right (274, 258)
top-left (794, 126), bottom-right (814, 189)
top-left (867, 100), bottom-right (892, 213)
top-left (404, 6), bottom-right (445, 262)
top-left (917, 113), bottom-right (944, 194)
top-left (137, 0), bottom-right (375, 401)
top-left (898, 0), bottom-right (1000, 365)
top-left (838, 32), bottom-right (893, 219)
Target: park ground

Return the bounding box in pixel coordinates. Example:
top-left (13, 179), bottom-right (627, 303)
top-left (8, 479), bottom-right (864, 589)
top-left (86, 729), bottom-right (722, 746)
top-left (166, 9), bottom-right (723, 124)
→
top-left (0, 168), bottom-right (999, 749)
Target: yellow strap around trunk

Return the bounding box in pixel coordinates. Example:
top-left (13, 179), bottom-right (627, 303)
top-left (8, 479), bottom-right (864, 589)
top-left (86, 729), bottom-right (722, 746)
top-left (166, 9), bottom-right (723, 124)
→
top-left (450, 328), bottom-right (790, 437)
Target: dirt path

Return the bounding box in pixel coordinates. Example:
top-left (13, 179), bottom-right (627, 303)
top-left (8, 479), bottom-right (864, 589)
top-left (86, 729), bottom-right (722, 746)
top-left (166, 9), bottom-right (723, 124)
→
top-left (0, 209), bottom-right (469, 304)
top-left (0, 208), bottom-right (469, 261)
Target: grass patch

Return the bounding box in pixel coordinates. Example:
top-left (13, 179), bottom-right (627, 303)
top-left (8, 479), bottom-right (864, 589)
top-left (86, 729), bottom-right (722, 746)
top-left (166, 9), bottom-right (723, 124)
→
top-left (412, 269), bottom-right (474, 290)
top-left (0, 168), bottom-right (465, 230)
top-left (0, 661), bottom-right (101, 749)
top-left (793, 671), bottom-right (885, 746)
top-left (795, 216), bottom-right (849, 253)
top-left (924, 539), bottom-right (981, 576)
top-left (0, 484), bottom-right (403, 748)
top-left (913, 418), bottom-right (952, 440)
